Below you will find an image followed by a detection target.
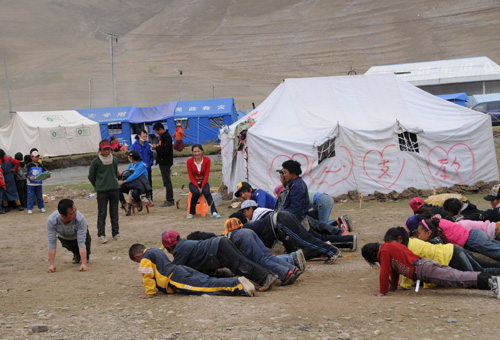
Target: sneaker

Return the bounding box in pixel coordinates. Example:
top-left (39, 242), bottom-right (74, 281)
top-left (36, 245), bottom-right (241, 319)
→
top-left (113, 234), bottom-right (123, 241)
top-left (99, 236), bottom-right (107, 244)
top-left (324, 249), bottom-right (342, 264)
top-left (341, 214), bottom-right (353, 232)
top-left (18, 206), bottom-right (24, 211)
top-left (140, 195), bottom-right (148, 203)
top-left (238, 277), bottom-right (255, 297)
top-left (490, 276), bottom-right (500, 299)
top-left (40, 208), bottom-right (47, 213)
top-left (282, 268), bottom-right (301, 286)
top-left (27, 210), bottom-right (33, 214)
top-left (212, 213), bottom-right (222, 219)
top-left (350, 235), bottom-right (358, 252)
top-left (147, 200), bottom-right (154, 207)
top-left (258, 274), bottom-right (279, 292)
top-left (187, 214), bottom-right (194, 219)
top-left (292, 249), bottom-right (307, 272)
top-left (72, 254), bottom-right (81, 264)
top-left (161, 201), bottom-right (175, 207)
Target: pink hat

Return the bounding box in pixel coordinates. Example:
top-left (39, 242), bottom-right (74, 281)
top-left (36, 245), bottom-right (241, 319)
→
top-left (161, 230), bottom-right (180, 248)
top-left (99, 140), bottom-right (112, 150)
top-left (274, 185), bottom-right (285, 197)
top-left (409, 197), bottom-right (425, 212)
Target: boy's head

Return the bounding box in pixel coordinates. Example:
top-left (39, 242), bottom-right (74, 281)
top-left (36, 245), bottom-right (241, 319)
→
top-left (30, 150), bottom-right (40, 162)
top-left (234, 181), bottom-right (253, 199)
top-left (152, 122), bottom-right (165, 134)
top-left (361, 243), bottom-right (381, 267)
top-left (484, 184), bottom-right (500, 208)
top-left (443, 198), bottom-right (462, 216)
top-left (383, 227), bottom-right (409, 246)
top-left (129, 243), bottom-right (146, 262)
top-left (239, 199), bottom-right (258, 221)
top-left (281, 160), bottom-right (302, 177)
top-left (409, 197), bottom-right (425, 212)
top-left (14, 152), bottom-right (23, 161)
top-left (223, 218), bottom-right (243, 235)
top-left (229, 211), bottom-right (248, 224)
top-left (99, 139), bottom-right (112, 156)
top-left (161, 231), bottom-right (181, 253)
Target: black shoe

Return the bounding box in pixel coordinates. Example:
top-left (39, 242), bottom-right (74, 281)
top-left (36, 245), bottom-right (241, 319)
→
top-left (4, 207), bottom-right (10, 213)
top-left (17, 206), bottom-right (24, 211)
top-left (258, 274), bottom-right (279, 292)
top-left (161, 201), bottom-right (175, 207)
top-left (282, 268), bottom-right (301, 286)
top-left (72, 254), bottom-right (81, 264)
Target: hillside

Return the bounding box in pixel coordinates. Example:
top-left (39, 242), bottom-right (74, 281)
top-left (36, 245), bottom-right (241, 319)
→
top-left (1, 0), bottom-right (500, 124)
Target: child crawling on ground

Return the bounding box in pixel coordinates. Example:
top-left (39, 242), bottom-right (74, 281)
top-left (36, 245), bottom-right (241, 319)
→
top-left (361, 238), bottom-right (500, 299)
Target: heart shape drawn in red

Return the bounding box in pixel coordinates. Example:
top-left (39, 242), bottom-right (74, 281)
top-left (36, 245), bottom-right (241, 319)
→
top-left (426, 143), bottom-right (474, 185)
top-left (363, 144), bottom-right (405, 190)
top-left (304, 146), bottom-right (354, 187)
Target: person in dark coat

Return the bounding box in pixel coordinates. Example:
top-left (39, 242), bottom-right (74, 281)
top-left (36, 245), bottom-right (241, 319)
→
top-left (152, 122), bottom-right (175, 207)
top-left (161, 230), bottom-right (279, 292)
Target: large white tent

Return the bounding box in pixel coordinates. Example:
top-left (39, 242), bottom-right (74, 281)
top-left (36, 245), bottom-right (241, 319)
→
top-left (0, 110), bottom-right (100, 157)
top-left (220, 74), bottom-right (499, 197)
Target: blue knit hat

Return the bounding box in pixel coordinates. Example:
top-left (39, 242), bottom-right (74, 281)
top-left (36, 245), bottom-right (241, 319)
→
top-left (405, 215), bottom-right (419, 234)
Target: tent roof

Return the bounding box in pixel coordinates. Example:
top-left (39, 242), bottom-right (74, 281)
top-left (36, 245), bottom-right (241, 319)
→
top-left (174, 98), bottom-right (235, 118)
top-left (468, 93), bottom-right (500, 108)
top-left (365, 56), bottom-right (500, 86)
top-left (77, 106), bottom-right (133, 123)
top-left (128, 102), bottom-right (177, 123)
top-left (245, 74), bottom-right (486, 144)
top-left (15, 110), bottom-right (100, 127)
top-left (436, 92), bottom-right (469, 101)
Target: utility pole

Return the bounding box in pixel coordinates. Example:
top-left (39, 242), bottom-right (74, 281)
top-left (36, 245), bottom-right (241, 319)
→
top-left (3, 59), bottom-right (13, 118)
top-left (88, 76), bottom-right (94, 108)
top-left (103, 32), bottom-right (119, 106)
top-left (178, 69), bottom-right (183, 101)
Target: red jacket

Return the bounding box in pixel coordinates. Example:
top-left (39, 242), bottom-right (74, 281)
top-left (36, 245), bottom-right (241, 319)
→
top-left (0, 167), bottom-right (5, 189)
top-left (186, 156), bottom-right (211, 188)
top-left (378, 242), bottom-right (420, 294)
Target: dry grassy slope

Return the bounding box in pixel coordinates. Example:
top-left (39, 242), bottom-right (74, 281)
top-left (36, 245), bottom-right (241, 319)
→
top-left (1, 0), bottom-right (500, 124)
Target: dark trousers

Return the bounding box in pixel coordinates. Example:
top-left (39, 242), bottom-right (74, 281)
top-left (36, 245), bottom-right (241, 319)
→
top-left (308, 228), bottom-right (354, 249)
top-left (275, 212), bottom-right (338, 259)
top-left (216, 237), bottom-right (272, 286)
top-left (159, 165), bottom-right (174, 203)
top-left (168, 265), bottom-right (245, 296)
top-left (58, 230), bottom-right (92, 259)
top-left (147, 169), bottom-right (153, 200)
top-left (96, 189), bottom-right (120, 237)
top-left (119, 184), bottom-right (140, 205)
top-left (15, 180), bottom-right (27, 208)
top-left (189, 182), bottom-right (217, 215)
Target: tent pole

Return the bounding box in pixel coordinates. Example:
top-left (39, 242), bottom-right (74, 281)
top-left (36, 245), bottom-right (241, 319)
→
top-left (3, 59), bottom-right (13, 118)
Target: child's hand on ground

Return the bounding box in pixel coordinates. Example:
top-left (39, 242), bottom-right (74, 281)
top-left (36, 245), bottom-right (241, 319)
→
top-left (369, 291), bottom-right (385, 296)
top-left (79, 263), bottom-right (88, 272)
top-left (47, 265), bottom-right (56, 273)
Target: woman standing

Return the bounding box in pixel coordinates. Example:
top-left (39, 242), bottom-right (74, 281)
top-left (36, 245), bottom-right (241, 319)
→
top-left (186, 144), bottom-right (221, 219)
top-left (173, 123), bottom-right (187, 151)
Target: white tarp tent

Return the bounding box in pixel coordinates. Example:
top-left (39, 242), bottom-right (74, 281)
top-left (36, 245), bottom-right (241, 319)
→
top-left (0, 110), bottom-right (100, 157)
top-left (220, 74), bottom-right (499, 197)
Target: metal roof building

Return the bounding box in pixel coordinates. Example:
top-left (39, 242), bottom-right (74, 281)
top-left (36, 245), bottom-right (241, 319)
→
top-left (365, 56), bottom-right (500, 95)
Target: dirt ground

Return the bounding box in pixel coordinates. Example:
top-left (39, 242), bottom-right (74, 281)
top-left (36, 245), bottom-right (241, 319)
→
top-left (1, 185), bottom-right (500, 340)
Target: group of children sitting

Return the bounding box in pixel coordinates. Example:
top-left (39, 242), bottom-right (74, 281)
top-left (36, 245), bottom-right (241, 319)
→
top-left (362, 187), bottom-right (500, 299)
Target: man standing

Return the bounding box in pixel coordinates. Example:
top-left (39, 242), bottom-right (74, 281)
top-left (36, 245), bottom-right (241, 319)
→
top-left (47, 199), bottom-right (91, 273)
top-left (88, 139), bottom-right (121, 243)
top-left (152, 122), bottom-right (174, 207)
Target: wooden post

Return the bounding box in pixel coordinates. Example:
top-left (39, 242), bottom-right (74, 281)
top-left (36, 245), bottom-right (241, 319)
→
top-left (359, 193), bottom-right (364, 209)
top-left (433, 186), bottom-right (436, 196)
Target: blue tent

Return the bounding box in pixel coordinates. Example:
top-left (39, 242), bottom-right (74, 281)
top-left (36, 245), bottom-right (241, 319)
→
top-left (436, 93), bottom-right (469, 107)
top-left (77, 106), bottom-right (133, 146)
top-left (167, 98), bottom-right (237, 145)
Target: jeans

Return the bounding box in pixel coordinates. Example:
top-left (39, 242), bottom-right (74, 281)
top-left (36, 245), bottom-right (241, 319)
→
top-left (189, 182), bottom-right (217, 215)
top-left (159, 165), bottom-right (174, 203)
top-left (27, 185), bottom-right (44, 210)
top-left (313, 193), bottom-right (334, 223)
top-left (96, 189), bottom-right (120, 237)
top-left (306, 215), bottom-right (344, 235)
top-left (230, 229), bottom-right (295, 281)
top-left (216, 237), bottom-right (273, 286)
top-left (449, 245), bottom-right (500, 275)
top-left (464, 228), bottom-right (500, 262)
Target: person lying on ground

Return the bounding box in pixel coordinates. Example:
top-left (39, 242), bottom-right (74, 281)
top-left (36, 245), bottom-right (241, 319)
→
top-left (161, 230), bottom-right (279, 291)
top-left (129, 243), bottom-right (255, 298)
top-left (361, 240), bottom-right (500, 298)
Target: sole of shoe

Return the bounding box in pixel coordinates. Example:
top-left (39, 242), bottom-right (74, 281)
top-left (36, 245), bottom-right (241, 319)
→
top-left (325, 250), bottom-right (342, 264)
top-left (238, 277), bottom-right (255, 297)
top-left (258, 274), bottom-right (279, 292)
top-left (343, 214), bottom-right (353, 232)
top-left (295, 249), bottom-right (307, 272)
top-left (350, 235), bottom-right (358, 252)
